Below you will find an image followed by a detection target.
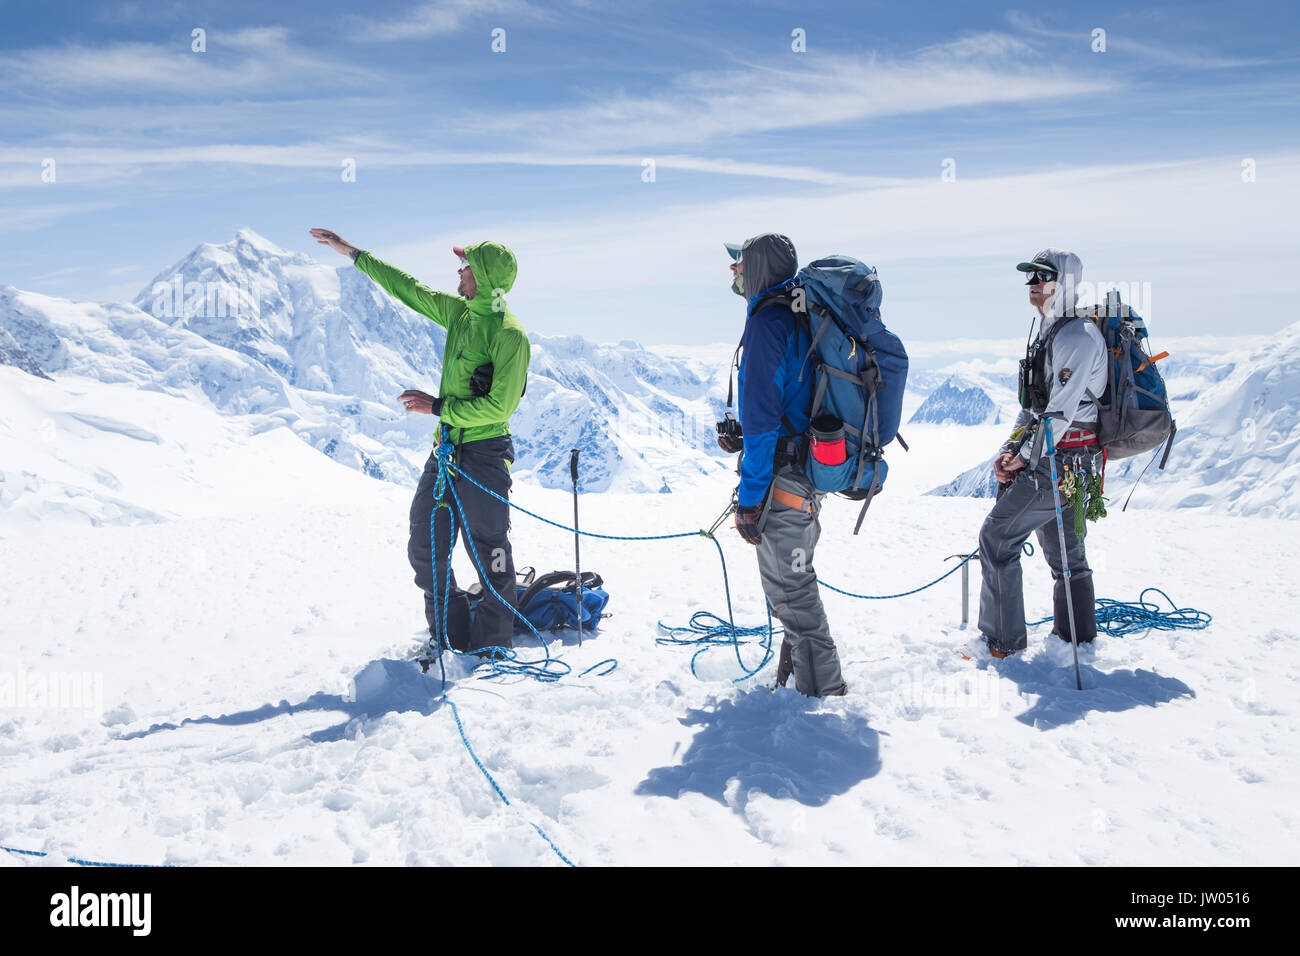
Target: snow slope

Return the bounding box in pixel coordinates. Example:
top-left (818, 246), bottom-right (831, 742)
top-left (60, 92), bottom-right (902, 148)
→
top-left (0, 367), bottom-right (379, 531)
top-left (1, 364), bottom-right (1295, 866)
top-left (1106, 322), bottom-right (1300, 517)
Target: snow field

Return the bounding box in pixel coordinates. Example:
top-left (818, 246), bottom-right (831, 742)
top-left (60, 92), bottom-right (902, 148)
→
top-left (3, 465), bottom-right (1297, 866)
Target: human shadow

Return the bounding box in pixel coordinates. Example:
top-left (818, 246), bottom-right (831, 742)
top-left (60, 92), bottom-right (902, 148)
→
top-left (635, 689), bottom-right (881, 813)
top-left (116, 658), bottom-right (447, 744)
top-left (995, 649), bottom-right (1195, 730)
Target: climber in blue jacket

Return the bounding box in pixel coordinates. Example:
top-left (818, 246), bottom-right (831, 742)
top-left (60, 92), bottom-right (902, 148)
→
top-left (717, 233), bottom-right (847, 697)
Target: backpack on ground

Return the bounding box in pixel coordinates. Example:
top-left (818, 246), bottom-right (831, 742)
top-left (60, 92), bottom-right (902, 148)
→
top-left (792, 256), bottom-right (910, 533)
top-left (468, 567), bottom-right (610, 635)
top-left (1084, 290), bottom-right (1177, 467)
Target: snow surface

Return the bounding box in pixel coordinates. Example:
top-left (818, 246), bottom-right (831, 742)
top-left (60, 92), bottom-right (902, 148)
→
top-left (1, 367), bottom-right (1297, 867)
top-left (2, 231), bottom-right (1297, 866)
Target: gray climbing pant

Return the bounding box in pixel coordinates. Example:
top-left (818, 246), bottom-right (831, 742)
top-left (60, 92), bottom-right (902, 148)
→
top-left (978, 452), bottom-right (1096, 654)
top-left (756, 468), bottom-right (846, 697)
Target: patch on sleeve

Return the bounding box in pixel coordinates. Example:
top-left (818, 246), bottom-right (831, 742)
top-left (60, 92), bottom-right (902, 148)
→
top-left (1058, 367), bottom-right (1073, 385)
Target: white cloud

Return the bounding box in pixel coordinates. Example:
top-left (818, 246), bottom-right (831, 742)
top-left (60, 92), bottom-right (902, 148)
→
top-left (359, 152), bottom-right (1300, 344)
top-left (349, 0), bottom-right (540, 42)
top-left (1005, 11), bottom-right (1268, 69)
top-left (0, 28), bottom-right (373, 94)
top-left (473, 40), bottom-right (1117, 150)
top-left (0, 144), bottom-right (904, 188)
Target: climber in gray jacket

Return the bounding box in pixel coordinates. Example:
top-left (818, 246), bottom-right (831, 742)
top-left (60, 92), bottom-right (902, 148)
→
top-left (978, 249), bottom-right (1108, 658)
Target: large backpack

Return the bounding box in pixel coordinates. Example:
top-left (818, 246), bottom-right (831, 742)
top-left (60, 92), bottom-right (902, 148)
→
top-left (1085, 290), bottom-right (1176, 467)
top-left (468, 568), bottom-right (609, 634)
top-left (793, 256), bottom-right (910, 532)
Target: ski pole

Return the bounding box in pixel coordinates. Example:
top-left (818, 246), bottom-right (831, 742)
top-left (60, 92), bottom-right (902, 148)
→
top-left (1045, 419), bottom-right (1083, 691)
top-left (570, 448), bottom-right (582, 648)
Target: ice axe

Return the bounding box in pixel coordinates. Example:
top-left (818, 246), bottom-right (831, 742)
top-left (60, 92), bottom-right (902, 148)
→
top-left (570, 448), bottom-right (583, 647)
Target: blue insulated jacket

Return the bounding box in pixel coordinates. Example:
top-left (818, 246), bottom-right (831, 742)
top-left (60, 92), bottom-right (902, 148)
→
top-left (736, 296), bottom-right (813, 506)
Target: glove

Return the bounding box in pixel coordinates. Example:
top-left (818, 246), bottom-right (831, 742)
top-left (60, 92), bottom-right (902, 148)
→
top-left (735, 504), bottom-right (762, 546)
top-left (469, 363), bottom-right (494, 398)
top-left (716, 416), bottom-right (743, 454)
top-left (432, 396), bottom-right (444, 416)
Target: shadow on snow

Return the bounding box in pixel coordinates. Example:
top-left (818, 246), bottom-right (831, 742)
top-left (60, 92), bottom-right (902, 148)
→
top-left (995, 647), bottom-right (1195, 729)
top-left (117, 658), bottom-right (447, 744)
top-left (635, 688), bottom-right (881, 813)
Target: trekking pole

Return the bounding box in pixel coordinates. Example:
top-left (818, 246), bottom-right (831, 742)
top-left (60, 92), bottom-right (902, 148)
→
top-left (570, 449), bottom-right (582, 648)
top-left (1044, 419), bottom-right (1084, 691)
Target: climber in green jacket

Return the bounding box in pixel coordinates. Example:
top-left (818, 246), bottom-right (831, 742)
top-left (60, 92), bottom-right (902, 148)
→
top-left (311, 228), bottom-right (530, 655)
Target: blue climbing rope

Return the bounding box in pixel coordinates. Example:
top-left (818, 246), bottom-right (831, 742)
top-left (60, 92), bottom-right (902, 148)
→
top-left (657, 608), bottom-right (780, 680)
top-left (440, 453), bottom-right (748, 682)
top-left (0, 844), bottom-right (157, 868)
top-left (816, 551), bottom-right (978, 601)
top-left (1029, 588), bottom-right (1212, 637)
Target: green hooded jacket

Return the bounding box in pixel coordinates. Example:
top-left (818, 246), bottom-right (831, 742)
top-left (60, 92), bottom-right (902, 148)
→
top-left (354, 241), bottom-right (530, 445)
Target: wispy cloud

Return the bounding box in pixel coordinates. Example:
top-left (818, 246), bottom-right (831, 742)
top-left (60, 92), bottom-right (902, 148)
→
top-left (348, 0), bottom-right (540, 42)
top-left (0, 138), bottom-right (918, 187)
top-left (1005, 11), bottom-right (1273, 69)
top-left (0, 27), bottom-right (373, 94)
top-left (366, 152), bottom-right (1300, 343)
top-left (473, 37), bottom-right (1118, 150)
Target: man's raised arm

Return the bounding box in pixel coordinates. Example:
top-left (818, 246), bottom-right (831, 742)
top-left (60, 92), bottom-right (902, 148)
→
top-left (310, 227), bottom-right (459, 329)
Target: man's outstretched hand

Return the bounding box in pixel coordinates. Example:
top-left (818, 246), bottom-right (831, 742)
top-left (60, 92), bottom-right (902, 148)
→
top-left (399, 389), bottom-right (441, 416)
top-left (310, 228), bottom-right (359, 258)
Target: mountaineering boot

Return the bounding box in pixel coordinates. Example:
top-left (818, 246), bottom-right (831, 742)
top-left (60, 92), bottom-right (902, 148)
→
top-left (987, 639), bottom-right (1023, 660)
top-left (770, 638), bottom-right (794, 691)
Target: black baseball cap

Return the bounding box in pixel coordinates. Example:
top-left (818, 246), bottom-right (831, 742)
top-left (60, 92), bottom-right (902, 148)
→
top-left (1016, 254), bottom-right (1059, 275)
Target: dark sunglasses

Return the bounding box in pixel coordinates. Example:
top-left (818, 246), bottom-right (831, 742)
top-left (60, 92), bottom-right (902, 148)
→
top-left (1024, 269), bottom-right (1057, 285)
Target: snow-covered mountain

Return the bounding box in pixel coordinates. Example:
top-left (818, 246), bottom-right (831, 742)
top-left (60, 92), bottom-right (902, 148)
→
top-left (1106, 321), bottom-right (1300, 518)
top-left (926, 454), bottom-right (999, 499)
top-left (907, 376), bottom-right (1000, 426)
top-left (1, 230), bottom-right (737, 495)
top-left (0, 325), bottom-right (49, 380)
top-left (4, 230), bottom-right (1294, 517)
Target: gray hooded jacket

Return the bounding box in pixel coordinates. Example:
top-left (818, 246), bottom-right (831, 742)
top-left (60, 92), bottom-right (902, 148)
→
top-left (1005, 249), bottom-right (1108, 462)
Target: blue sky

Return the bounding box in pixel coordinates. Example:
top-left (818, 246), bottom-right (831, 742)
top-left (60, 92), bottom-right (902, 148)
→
top-left (2, 0), bottom-right (1298, 343)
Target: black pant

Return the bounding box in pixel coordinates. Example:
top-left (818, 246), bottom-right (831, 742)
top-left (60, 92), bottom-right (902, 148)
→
top-left (409, 436), bottom-right (517, 651)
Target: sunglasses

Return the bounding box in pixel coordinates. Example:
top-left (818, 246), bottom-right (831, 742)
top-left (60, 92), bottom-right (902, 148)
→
top-left (1024, 269), bottom-right (1057, 285)
top-left (457, 257), bottom-right (470, 271)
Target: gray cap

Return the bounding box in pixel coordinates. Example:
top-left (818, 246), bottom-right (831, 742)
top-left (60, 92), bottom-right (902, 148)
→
top-left (724, 242), bottom-right (743, 262)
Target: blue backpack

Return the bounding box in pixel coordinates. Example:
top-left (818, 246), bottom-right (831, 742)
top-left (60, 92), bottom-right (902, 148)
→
top-left (1086, 291), bottom-right (1176, 467)
top-left (469, 569), bottom-right (609, 635)
top-left (793, 256), bottom-right (910, 532)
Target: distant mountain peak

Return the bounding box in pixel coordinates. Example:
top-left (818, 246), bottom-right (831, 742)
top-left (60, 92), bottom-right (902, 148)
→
top-left (908, 376), bottom-right (998, 426)
top-left (231, 228), bottom-right (292, 257)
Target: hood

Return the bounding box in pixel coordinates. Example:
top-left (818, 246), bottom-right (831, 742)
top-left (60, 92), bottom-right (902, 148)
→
top-left (1031, 248), bottom-right (1084, 324)
top-left (741, 233), bottom-right (798, 307)
top-left (464, 240), bottom-right (517, 317)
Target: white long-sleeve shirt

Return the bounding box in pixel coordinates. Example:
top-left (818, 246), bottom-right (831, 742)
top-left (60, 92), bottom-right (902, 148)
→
top-left (1008, 314), bottom-right (1109, 461)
